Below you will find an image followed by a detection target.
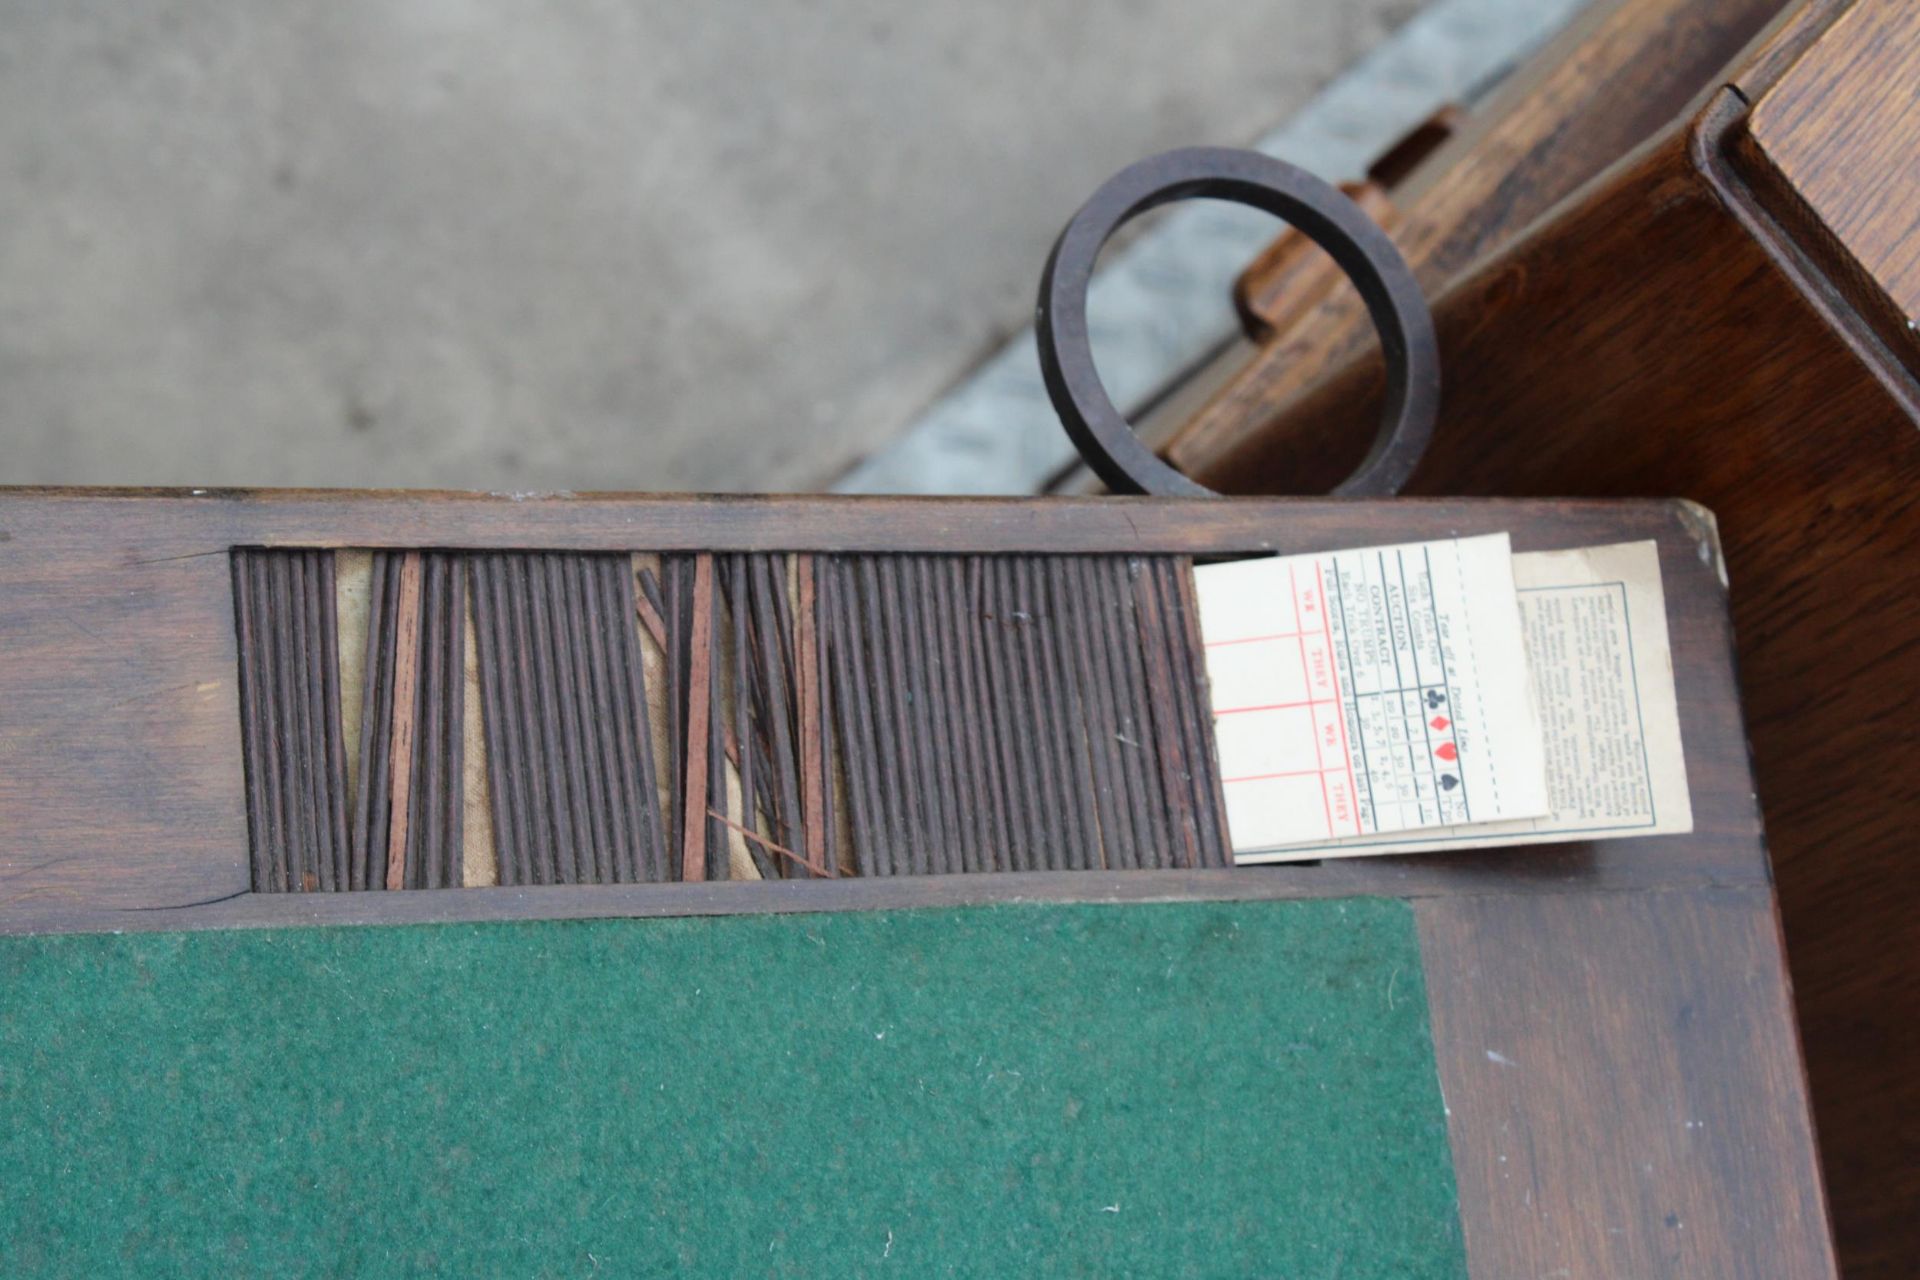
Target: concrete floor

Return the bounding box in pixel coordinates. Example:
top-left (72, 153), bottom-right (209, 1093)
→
top-left (1, 0), bottom-right (1424, 492)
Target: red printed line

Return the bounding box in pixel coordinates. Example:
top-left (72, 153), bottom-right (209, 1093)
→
top-left (1292, 562), bottom-right (1334, 839)
top-left (1222, 768), bottom-right (1326, 786)
top-left (1317, 558), bottom-right (1362, 836)
top-left (1204, 630), bottom-right (1306, 648)
top-left (1212, 697), bottom-right (1330, 717)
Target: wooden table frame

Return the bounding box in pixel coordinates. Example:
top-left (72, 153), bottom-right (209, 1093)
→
top-left (0, 489), bottom-right (1837, 1276)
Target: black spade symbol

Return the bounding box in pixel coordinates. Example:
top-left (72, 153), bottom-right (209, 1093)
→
top-left (1439, 774), bottom-right (1459, 791)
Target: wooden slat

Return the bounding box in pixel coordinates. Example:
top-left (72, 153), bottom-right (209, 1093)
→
top-left (384, 551), bottom-right (423, 891)
top-left (680, 555), bottom-right (714, 883)
top-left (229, 548), bottom-right (356, 893)
top-left (608, 557), bottom-right (669, 880)
top-left (231, 552), bottom-right (277, 892)
top-left (0, 489), bottom-right (1742, 556)
top-left (350, 553), bottom-right (398, 889)
top-left (795, 556), bottom-right (828, 875)
top-left (473, 553), bottom-right (671, 885)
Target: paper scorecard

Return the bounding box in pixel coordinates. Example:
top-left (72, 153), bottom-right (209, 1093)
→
top-left (1193, 533), bottom-right (1551, 853)
top-left (1193, 538), bottom-right (1692, 863)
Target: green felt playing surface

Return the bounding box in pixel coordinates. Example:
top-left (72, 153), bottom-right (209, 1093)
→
top-left (0, 899), bottom-right (1464, 1278)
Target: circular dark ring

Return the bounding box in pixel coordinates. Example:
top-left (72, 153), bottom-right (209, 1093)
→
top-left (1036, 146), bottom-right (1439, 497)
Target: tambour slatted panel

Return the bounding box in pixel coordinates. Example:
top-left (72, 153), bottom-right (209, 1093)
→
top-left (819, 554), bottom-right (1229, 875)
top-left (347, 550), bottom-right (401, 890)
top-left (343, 551), bottom-right (468, 890)
top-left (396, 552), bottom-right (466, 890)
top-left (471, 553), bottom-right (670, 886)
top-left (231, 548), bottom-right (352, 893)
top-left (232, 548), bottom-right (1229, 888)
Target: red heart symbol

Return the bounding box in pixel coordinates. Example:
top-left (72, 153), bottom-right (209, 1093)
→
top-left (1430, 716), bottom-right (1450, 731)
top-left (1435, 742), bottom-right (1458, 762)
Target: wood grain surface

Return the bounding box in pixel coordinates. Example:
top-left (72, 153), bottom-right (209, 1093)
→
top-left (1745, 0), bottom-right (1920, 352)
top-left (0, 488), bottom-right (1833, 1276)
top-left (1421, 888), bottom-right (1837, 1278)
top-left (1160, 0), bottom-right (1791, 484)
top-left (1165, 3), bottom-right (1913, 1269)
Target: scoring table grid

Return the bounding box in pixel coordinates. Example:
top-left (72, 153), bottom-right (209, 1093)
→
top-left (1205, 552), bottom-right (1468, 844)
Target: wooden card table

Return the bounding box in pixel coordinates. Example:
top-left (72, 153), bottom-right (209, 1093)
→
top-left (0, 489), bottom-right (1835, 1277)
